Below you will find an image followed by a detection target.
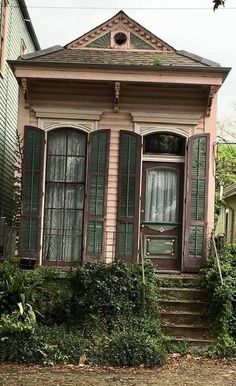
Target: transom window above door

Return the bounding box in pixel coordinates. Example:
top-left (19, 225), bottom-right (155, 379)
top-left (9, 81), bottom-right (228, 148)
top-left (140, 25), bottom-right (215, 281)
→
top-left (143, 133), bottom-right (185, 155)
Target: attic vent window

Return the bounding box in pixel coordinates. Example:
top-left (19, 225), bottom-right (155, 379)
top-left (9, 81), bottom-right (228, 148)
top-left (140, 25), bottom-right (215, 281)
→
top-left (114, 32), bottom-right (127, 46)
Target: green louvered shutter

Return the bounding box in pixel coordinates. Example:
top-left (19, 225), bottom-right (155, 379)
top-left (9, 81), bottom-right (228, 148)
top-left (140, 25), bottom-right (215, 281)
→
top-left (85, 130), bottom-right (110, 262)
top-left (183, 134), bottom-right (210, 271)
top-left (20, 126), bottom-right (45, 261)
top-left (116, 131), bottom-right (141, 263)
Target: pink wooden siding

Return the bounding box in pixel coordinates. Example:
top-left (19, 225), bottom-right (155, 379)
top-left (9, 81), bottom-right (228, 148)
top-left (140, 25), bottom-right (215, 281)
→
top-left (18, 79), bottom-right (216, 263)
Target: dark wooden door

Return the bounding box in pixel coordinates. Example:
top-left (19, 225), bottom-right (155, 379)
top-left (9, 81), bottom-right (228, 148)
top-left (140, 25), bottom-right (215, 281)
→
top-left (141, 162), bottom-right (184, 270)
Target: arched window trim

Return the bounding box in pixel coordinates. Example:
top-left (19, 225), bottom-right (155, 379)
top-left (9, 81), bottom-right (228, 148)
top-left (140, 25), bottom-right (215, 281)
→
top-left (39, 126), bottom-right (89, 265)
top-left (142, 132), bottom-right (186, 164)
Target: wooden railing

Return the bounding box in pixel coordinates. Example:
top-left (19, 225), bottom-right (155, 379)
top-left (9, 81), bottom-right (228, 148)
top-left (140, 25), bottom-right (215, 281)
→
top-left (211, 230), bottom-right (224, 285)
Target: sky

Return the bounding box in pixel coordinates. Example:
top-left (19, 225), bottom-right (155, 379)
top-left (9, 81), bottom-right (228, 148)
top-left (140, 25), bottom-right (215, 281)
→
top-left (24, 0), bottom-right (236, 122)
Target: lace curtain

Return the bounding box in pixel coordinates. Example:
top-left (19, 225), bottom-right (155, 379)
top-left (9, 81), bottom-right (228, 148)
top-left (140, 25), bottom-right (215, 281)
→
top-left (43, 130), bottom-right (86, 261)
top-left (145, 168), bottom-right (178, 223)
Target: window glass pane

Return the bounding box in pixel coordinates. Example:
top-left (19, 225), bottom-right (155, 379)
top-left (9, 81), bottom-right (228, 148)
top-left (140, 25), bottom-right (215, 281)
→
top-left (145, 168), bottom-right (179, 223)
top-left (64, 209), bottom-right (83, 233)
top-left (67, 131), bottom-right (86, 156)
top-left (66, 157), bottom-right (85, 182)
top-left (65, 184), bottom-right (84, 210)
top-left (144, 133), bottom-right (185, 155)
top-left (47, 132), bottom-right (67, 155)
top-left (44, 209), bottom-right (64, 232)
top-left (47, 156), bottom-right (66, 181)
top-left (45, 184), bottom-right (65, 209)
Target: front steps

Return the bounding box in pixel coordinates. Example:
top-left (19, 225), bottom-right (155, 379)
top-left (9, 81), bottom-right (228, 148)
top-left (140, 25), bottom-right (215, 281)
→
top-left (157, 274), bottom-right (214, 347)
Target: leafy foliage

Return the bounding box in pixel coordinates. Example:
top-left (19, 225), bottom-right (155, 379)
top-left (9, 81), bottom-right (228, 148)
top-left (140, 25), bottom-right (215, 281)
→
top-left (215, 144), bottom-right (236, 222)
top-left (202, 244), bottom-right (236, 357)
top-left (0, 260), bottom-right (166, 366)
top-left (92, 327), bottom-right (166, 367)
top-left (70, 260), bottom-right (158, 334)
top-left (213, 0), bottom-right (225, 11)
top-left (153, 55), bottom-right (165, 66)
top-left (216, 144), bottom-right (236, 190)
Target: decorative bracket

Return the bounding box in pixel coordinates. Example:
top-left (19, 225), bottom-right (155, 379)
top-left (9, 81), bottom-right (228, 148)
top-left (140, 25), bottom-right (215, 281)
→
top-left (206, 85), bottom-right (217, 117)
top-left (114, 81), bottom-right (120, 112)
top-left (21, 78), bottom-right (29, 108)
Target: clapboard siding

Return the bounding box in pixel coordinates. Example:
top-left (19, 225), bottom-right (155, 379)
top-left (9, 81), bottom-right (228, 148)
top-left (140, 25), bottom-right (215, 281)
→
top-left (0, 0), bottom-right (37, 222)
top-left (26, 79), bottom-right (208, 261)
top-left (29, 81), bottom-right (206, 117)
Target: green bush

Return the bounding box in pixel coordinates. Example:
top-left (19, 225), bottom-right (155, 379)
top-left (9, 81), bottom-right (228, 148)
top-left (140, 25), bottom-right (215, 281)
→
top-left (0, 324), bottom-right (87, 365)
top-left (70, 260), bottom-right (158, 334)
top-left (0, 260), bottom-right (166, 367)
top-left (207, 334), bottom-right (236, 359)
top-left (91, 328), bottom-right (166, 367)
top-left (202, 244), bottom-right (236, 357)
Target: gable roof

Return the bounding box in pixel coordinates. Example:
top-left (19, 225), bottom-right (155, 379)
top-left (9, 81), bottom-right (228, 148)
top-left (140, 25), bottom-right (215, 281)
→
top-left (14, 10), bottom-right (224, 70)
top-left (66, 10), bottom-right (174, 51)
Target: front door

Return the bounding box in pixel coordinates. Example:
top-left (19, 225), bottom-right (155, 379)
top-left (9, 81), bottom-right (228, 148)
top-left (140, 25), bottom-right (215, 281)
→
top-left (141, 162), bottom-right (184, 270)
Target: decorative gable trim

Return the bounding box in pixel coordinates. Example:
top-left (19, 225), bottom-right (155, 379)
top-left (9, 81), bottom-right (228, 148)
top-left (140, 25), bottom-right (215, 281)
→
top-left (66, 10), bottom-right (174, 52)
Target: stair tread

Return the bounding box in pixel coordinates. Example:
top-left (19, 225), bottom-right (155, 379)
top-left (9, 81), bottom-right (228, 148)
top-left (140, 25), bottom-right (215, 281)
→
top-left (171, 337), bottom-right (214, 343)
top-left (162, 323), bottom-right (208, 329)
top-left (157, 273), bottom-right (201, 279)
top-left (159, 299), bottom-right (208, 304)
top-left (160, 310), bottom-right (205, 315)
top-left (159, 287), bottom-right (206, 292)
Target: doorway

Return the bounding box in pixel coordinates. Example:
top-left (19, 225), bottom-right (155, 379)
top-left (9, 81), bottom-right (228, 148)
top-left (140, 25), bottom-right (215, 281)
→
top-left (141, 161), bottom-right (184, 270)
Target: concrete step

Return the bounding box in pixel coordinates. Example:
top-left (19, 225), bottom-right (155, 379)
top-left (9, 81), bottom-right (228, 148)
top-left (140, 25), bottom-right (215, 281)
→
top-left (158, 287), bottom-right (208, 301)
top-left (162, 323), bottom-right (210, 340)
top-left (160, 310), bottom-right (206, 325)
top-left (171, 337), bottom-right (214, 349)
top-left (159, 299), bottom-right (208, 313)
top-left (156, 273), bottom-right (203, 289)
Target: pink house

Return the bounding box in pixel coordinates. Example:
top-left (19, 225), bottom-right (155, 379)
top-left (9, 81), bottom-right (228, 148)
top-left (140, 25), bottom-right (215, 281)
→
top-left (10, 11), bottom-right (230, 272)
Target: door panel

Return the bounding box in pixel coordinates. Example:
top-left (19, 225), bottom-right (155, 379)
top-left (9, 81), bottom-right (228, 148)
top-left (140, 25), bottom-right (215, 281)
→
top-left (141, 162), bottom-right (184, 270)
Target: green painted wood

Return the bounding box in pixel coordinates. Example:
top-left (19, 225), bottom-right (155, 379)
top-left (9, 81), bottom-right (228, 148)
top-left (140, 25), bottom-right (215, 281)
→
top-left (20, 126), bottom-right (45, 257)
top-left (86, 130), bottom-right (110, 259)
top-left (184, 134), bottom-right (210, 271)
top-left (189, 225), bottom-right (204, 258)
top-left (130, 33), bottom-right (155, 50)
top-left (87, 33), bottom-right (110, 48)
top-left (116, 131), bottom-right (141, 262)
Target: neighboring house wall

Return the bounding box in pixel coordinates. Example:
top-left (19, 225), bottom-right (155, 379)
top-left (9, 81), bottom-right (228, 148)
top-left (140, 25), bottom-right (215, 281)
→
top-left (0, 0), bottom-right (38, 223)
top-left (216, 183), bottom-right (236, 245)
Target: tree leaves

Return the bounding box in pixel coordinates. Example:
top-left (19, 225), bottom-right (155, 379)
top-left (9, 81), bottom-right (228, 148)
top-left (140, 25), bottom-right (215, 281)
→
top-left (213, 0), bottom-right (226, 11)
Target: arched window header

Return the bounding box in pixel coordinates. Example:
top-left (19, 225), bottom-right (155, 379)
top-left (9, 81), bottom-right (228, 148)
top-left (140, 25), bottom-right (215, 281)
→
top-left (143, 132), bottom-right (186, 156)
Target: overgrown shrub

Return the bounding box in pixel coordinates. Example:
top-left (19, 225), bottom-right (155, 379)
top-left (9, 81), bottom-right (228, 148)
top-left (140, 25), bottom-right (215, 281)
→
top-left (0, 260), bottom-right (165, 366)
top-left (0, 324), bottom-right (86, 365)
top-left (92, 329), bottom-right (166, 367)
top-left (202, 244), bottom-right (236, 357)
top-left (70, 260), bottom-right (158, 334)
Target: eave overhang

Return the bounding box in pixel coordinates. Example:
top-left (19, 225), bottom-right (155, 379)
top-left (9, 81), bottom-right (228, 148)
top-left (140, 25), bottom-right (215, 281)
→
top-left (9, 60), bottom-right (231, 87)
top-left (18, 0), bottom-right (40, 50)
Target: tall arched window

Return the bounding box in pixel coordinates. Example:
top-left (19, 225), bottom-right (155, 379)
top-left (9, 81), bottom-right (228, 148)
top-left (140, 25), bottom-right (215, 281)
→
top-left (43, 128), bottom-right (87, 262)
